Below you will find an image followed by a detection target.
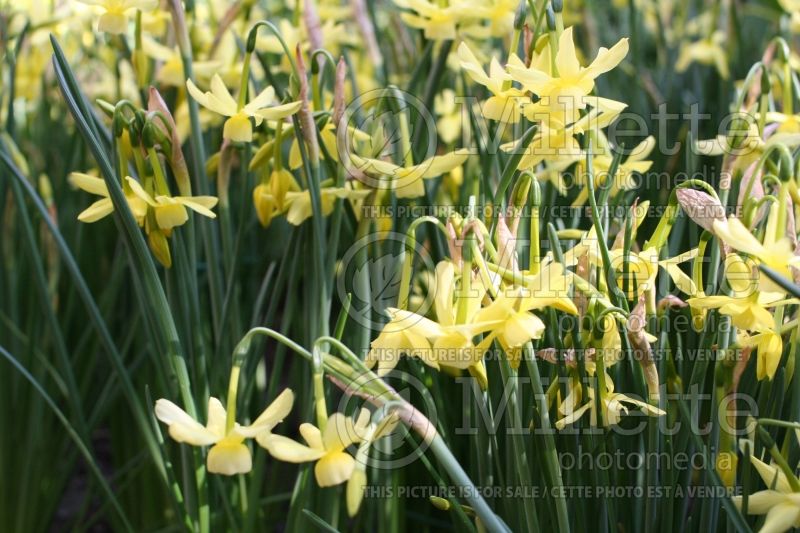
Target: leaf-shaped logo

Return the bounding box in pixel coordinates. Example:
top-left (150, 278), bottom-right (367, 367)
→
top-left (358, 253), bottom-right (402, 314)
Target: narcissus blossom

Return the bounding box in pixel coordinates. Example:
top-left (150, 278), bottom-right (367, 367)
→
top-left (69, 172), bottom-right (147, 224)
top-left (260, 411), bottom-right (369, 487)
top-left (77, 0), bottom-right (158, 34)
top-left (186, 74), bottom-right (302, 142)
top-left (155, 389), bottom-right (294, 475)
top-left (125, 177), bottom-right (218, 230)
top-left (733, 453), bottom-right (800, 532)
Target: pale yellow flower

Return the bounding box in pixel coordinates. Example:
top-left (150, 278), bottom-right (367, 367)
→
top-left (367, 308), bottom-right (445, 374)
top-left (556, 370), bottom-right (664, 429)
top-left (458, 42), bottom-right (526, 123)
top-left (733, 453), bottom-right (800, 532)
top-left (738, 330), bottom-right (784, 381)
top-left (675, 31), bottom-right (729, 79)
top-left (69, 172), bottom-right (147, 225)
top-left (125, 176), bottom-right (218, 230)
top-left (77, 0), bottom-right (158, 34)
top-left (186, 74), bottom-right (302, 142)
top-left (394, 0), bottom-right (470, 40)
top-left (260, 411), bottom-right (368, 487)
top-left (713, 217), bottom-right (797, 285)
top-left (142, 36), bottom-right (220, 88)
top-left (155, 389), bottom-right (294, 475)
top-left (282, 186), bottom-right (371, 226)
top-left (507, 26), bottom-right (629, 121)
top-left (349, 149), bottom-right (469, 198)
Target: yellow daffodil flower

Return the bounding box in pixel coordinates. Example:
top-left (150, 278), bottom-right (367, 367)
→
top-left (186, 74), bottom-right (302, 142)
top-left (713, 216), bottom-right (797, 284)
top-left (125, 177), bottom-right (218, 230)
top-left (349, 149), bottom-right (469, 198)
top-left (507, 27), bottom-right (629, 118)
top-left (471, 262), bottom-right (577, 367)
top-left (252, 168), bottom-right (300, 227)
top-left (458, 42), bottom-right (527, 123)
top-left (675, 31), bottom-right (729, 80)
top-left (367, 308), bottom-right (445, 374)
top-left (155, 389), bottom-right (294, 475)
top-left (367, 260), bottom-right (496, 372)
top-left (77, 0), bottom-right (158, 34)
top-left (394, 0), bottom-right (469, 40)
top-left (687, 291), bottom-right (780, 332)
top-left (733, 453), bottom-right (800, 532)
top-left (508, 97), bottom-right (626, 170)
top-left (426, 260), bottom-right (504, 370)
top-left (252, 185), bottom-right (278, 228)
top-left (556, 369), bottom-right (664, 429)
top-left (695, 122), bottom-right (800, 175)
top-left (433, 260), bottom-right (486, 327)
top-left (346, 411), bottom-right (400, 516)
top-left (260, 411), bottom-right (368, 487)
top-left (464, 0), bottom-right (516, 38)
top-left (69, 172), bottom-right (147, 225)
top-left (738, 330), bottom-right (784, 381)
top-left (142, 36), bottom-right (220, 88)
top-left (472, 291), bottom-right (546, 368)
top-left (608, 246), bottom-right (698, 299)
top-left (282, 186), bottom-right (371, 226)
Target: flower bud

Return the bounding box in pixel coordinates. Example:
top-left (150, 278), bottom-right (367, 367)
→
top-left (514, 0), bottom-right (528, 30)
top-left (546, 3), bottom-right (556, 31)
top-left (148, 229), bottom-right (172, 268)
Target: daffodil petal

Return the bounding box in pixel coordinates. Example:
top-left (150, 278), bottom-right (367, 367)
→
top-left (77, 198), bottom-right (115, 222)
top-left (207, 441), bottom-right (252, 475)
top-left (154, 399), bottom-right (219, 446)
top-left (239, 388), bottom-right (294, 437)
top-left (315, 451), bottom-right (355, 487)
top-left (124, 176), bottom-right (157, 206)
top-left (259, 434), bottom-right (325, 462)
top-left (69, 172), bottom-right (109, 197)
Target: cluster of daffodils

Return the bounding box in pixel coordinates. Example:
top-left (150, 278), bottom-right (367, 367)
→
top-left (458, 24), bottom-right (655, 200)
top-left (69, 96), bottom-right (219, 267)
top-left (156, 386), bottom-right (397, 515)
top-left (393, 0), bottom-right (518, 41)
top-left (14, 0), bottom-right (800, 529)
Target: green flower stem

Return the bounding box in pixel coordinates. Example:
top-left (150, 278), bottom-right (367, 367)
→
top-left (484, 260), bottom-right (618, 311)
top-left (397, 216), bottom-right (450, 310)
top-left (414, 416), bottom-right (511, 533)
top-left (237, 51), bottom-right (252, 111)
top-left (168, 0), bottom-right (224, 344)
top-left (471, 242), bottom-right (499, 299)
top-left (523, 342), bottom-right (570, 533)
top-left (529, 175), bottom-right (541, 274)
top-left (490, 125), bottom-right (537, 238)
top-left (147, 147), bottom-right (170, 196)
top-left (757, 425), bottom-right (800, 491)
top-left (585, 134), bottom-right (626, 310)
top-left (457, 235), bottom-right (474, 325)
top-left (312, 344), bottom-right (328, 432)
top-left (756, 418), bottom-right (800, 430)
top-left (595, 347), bottom-right (608, 427)
top-left (225, 365), bottom-right (241, 434)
